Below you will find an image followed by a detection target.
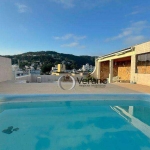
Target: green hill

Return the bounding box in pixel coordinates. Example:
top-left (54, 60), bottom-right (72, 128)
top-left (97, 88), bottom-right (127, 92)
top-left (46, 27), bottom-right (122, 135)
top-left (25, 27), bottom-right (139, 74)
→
top-left (3, 51), bottom-right (96, 74)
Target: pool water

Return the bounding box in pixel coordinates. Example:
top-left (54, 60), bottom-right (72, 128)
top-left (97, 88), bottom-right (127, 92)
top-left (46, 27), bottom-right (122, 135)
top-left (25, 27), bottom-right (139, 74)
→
top-left (0, 95), bottom-right (150, 150)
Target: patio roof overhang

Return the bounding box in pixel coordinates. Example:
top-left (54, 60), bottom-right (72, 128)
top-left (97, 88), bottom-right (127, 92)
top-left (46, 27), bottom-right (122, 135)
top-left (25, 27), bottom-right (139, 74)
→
top-left (96, 47), bottom-right (134, 61)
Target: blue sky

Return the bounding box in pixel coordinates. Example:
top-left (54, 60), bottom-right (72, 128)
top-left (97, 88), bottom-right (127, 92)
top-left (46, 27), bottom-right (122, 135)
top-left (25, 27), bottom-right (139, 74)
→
top-left (0, 0), bottom-right (150, 56)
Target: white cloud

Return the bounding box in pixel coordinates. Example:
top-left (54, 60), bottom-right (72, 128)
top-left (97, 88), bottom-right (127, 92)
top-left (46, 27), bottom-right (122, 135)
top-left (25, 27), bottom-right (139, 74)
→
top-left (50, 0), bottom-right (114, 9)
top-left (79, 45), bottom-right (86, 49)
top-left (15, 3), bottom-right (30, 13)
top-left (124, 35), bottom-right (146, 46)
top-left (130, 11), bottom-right (140, 15)
top-left (61, 42), bottom-right (79, 47)
top-left (54, 34), bottom-right (87, 48)
top-left (106, 30), bottom-right (132, 41)
top-left (51, 0), bottom-right (74, 8)
top-left (105, 21), bottom-right (148, 44)
top-left (0, 49), bottom-right (24, 55)
top-left (54, 34), bottom-right (86, 41)
top-left (54, 34), bottom-right (74, 40)
top-left (61, 42), bottom-right (86, 49)
top-left (74, 36), bottom-right (87, 41)
top-left (126, 5), bottom-right (146, 16)
top-left (82, 0), bottom-right (113, 9)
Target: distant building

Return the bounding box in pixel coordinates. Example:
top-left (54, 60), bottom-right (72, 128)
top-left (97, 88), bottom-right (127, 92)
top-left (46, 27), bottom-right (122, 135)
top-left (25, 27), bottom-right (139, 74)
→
top-left (12, 64), bottom-right (19, 71)
top-left (58, 64), bottom-right (66, 72)
top-left (31, 63), bottom-right (34, 67)
top-left (72, 69), bottom-right (76, 73)
top-left (61, 61), bottom-right (66, 64)
top-left (12, 64), bottom-right (23, 76)
top-left (82, 63), bottom-right (95, 72)
top-left (51, 64), bottom-right (66, 75)
top-left (25, 65), bottom-right (30, 70)
top-left (51, 65), bottom-right (58, 73)
top-left (31, 61), bottom-right (41, 67)
top-left (30, 66), bottom-right (35, 71)
top-left (30, 61), bottom-right (41, 73)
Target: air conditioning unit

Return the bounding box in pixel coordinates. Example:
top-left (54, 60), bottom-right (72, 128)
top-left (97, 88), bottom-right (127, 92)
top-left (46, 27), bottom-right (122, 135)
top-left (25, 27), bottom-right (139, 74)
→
top-left (37, 77), bottom-right (41, 83)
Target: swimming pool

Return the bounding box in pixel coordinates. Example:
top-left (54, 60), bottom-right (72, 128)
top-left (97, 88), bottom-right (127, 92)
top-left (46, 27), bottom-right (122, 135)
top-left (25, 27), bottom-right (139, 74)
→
top-left (0, 94), bottom-right (150, 150)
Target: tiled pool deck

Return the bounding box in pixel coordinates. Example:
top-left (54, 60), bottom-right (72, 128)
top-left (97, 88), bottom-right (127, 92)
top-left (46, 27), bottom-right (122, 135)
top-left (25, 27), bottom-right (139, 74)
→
top-left (0, 81), bottom-right (150, 94)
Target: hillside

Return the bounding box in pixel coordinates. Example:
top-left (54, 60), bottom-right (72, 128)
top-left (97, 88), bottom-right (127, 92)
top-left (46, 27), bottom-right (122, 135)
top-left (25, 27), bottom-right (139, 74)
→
top-left (3, 51), bottom-right (96, 73)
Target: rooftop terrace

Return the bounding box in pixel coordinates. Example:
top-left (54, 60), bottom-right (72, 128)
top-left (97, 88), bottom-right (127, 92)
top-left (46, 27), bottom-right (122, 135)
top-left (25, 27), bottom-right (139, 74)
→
top-left (0, 81), bottom-right (150, 94)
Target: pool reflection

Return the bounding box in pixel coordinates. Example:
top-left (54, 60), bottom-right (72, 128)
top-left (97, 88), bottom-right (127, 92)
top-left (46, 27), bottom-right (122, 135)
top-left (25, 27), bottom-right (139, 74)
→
top-left (111, 106), bottom-right (150, 138)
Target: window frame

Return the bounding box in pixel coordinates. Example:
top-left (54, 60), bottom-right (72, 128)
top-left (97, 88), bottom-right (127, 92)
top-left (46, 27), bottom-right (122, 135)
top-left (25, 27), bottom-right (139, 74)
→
top-left (136, 52), bottom-right (150, 74)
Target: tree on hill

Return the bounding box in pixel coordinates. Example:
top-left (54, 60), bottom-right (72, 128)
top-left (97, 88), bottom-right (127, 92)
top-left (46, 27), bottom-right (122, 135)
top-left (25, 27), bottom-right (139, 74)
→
top-left (41, 63), bottom-right (53, 74)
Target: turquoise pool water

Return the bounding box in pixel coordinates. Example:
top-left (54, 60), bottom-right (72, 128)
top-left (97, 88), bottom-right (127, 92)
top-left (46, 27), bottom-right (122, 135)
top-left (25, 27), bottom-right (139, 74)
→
top-left (0, 94), bottom-right (150, 150)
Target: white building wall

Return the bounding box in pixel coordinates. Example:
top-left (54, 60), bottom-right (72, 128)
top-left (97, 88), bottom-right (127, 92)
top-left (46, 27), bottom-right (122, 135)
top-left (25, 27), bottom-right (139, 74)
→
top-left (132, 41), bottom-right (150, 86)
top-left (0, 56), bottom-right (12, 82)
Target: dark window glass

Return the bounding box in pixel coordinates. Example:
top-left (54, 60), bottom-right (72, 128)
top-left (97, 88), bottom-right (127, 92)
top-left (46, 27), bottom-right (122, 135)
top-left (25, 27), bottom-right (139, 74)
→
top-left (146, 53), bottom-right (150, 74)
top-left (136, 52), bottom-right (150, 74)
top-left (146, 53), bottom-right (150, 66)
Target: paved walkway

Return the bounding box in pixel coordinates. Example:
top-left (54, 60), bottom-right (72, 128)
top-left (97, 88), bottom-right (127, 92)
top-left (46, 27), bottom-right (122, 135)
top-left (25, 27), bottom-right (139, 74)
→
top-left (0, 81), bottom-right (149, 94)
top-left (113, 83), bottom-right (150, 94)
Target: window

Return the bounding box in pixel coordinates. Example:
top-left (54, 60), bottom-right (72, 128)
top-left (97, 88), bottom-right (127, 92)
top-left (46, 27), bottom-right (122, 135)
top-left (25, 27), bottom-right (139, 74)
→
top-left (146, 53), bottom-right (150, 74)
top-left (136, 52), bottom-right (150, 74)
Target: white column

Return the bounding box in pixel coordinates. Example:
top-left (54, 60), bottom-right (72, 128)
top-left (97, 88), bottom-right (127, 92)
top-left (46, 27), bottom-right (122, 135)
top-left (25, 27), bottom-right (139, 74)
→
top-left (97, 62), bottom-right (101, 79)
top-left (109, 59), bottom-right (113, 83)
top-left (130, 54), bottom-right (136, 83)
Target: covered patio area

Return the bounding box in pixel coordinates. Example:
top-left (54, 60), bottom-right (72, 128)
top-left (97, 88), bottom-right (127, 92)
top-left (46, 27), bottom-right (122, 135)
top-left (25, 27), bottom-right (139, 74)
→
top-left (99, 56), bottom-right (131, 83)
top-left (113, 56), bottom-right (131, 83)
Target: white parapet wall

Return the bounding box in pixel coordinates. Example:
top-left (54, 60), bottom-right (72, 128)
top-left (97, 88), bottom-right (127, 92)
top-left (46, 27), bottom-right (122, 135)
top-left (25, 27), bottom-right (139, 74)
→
top-left (15, 74), bottom-right (87, 83)
top-left (0, 56), bottom-right (12, 82)
top-left (31, 75), bottom-right (61, 83)
top-left (16, 75), bottom-right (31, 83)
